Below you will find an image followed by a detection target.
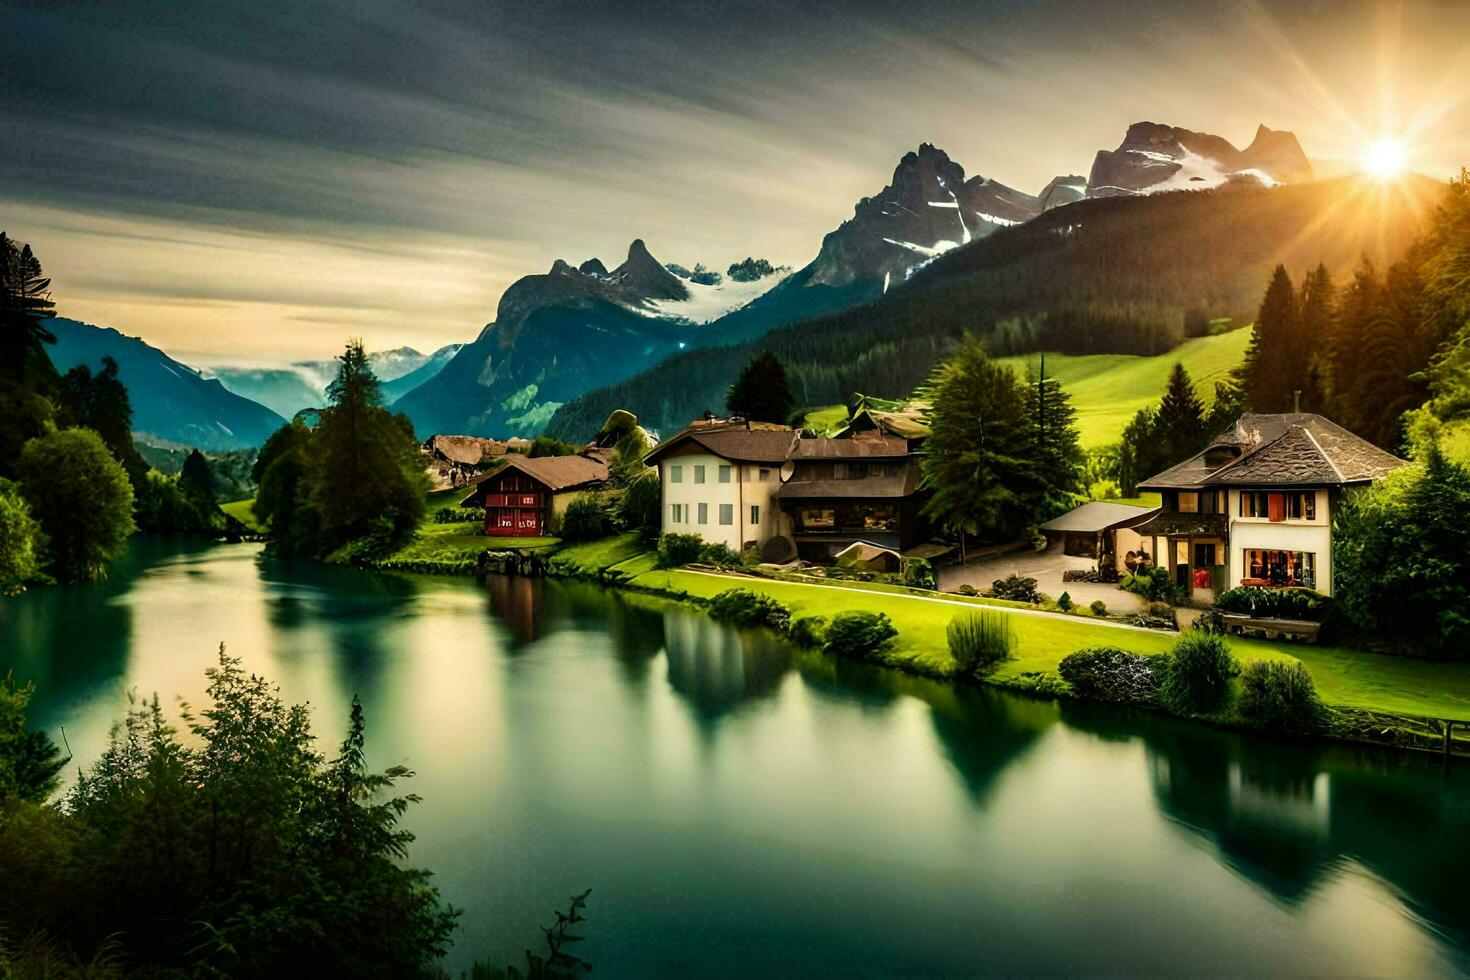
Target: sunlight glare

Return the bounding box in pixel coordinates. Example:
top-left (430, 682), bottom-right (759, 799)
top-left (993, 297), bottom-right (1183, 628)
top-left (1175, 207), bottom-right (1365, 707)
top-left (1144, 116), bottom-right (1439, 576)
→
top-left (1363, 138), bottom-right (1407, 178)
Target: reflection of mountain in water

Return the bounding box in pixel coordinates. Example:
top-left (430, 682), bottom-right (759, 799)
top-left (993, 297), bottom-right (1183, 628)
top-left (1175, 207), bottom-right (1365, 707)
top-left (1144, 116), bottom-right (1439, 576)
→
top-left (661, 609), bottom-right (793, 722)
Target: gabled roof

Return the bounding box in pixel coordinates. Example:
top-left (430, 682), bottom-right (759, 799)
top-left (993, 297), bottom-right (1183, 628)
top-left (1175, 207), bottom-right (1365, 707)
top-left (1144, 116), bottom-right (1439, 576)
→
top-left (1139, 413), bottom-right (1405, 490)
top-left (1039, 501), bottom-right (1159, 534)
top-left (459, 452), bottom-right (608, 504)
top-left (642, 418), bottom-right (797, 465)
top-left (836, 407), bottom-right (930, 442)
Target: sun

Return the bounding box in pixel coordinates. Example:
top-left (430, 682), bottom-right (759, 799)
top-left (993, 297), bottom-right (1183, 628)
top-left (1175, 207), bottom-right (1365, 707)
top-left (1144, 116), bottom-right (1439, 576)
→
top-left (1363, 138), bottom-right (1408, 179)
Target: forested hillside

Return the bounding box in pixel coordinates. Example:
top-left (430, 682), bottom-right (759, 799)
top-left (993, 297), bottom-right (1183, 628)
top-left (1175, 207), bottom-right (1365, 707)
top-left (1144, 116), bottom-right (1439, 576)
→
top-left (548, 176), bottom-right (1437, 439)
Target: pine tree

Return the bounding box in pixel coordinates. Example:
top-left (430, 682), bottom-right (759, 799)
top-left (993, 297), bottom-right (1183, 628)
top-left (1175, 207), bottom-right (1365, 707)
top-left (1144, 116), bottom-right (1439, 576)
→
top-left (1243, 265), bottom-right (1302, 412)
top-left (1155, 363), bottom-right (1207, 462)
top-left (1295, 263), bottom-right (1335, 411)
top-left (918, 335), bottom-right (1040, 547)
top-left (1027, 363), bottom-right (1084, 517)
top-left (725, 351), bottom-right (795, 424)
top-left (310, 340), bottom-right (426, 550)
top-left (179, 449), bottom-right (216, 504)
top-left (0, 232), bottom-right (57, 385)
top-left (53, 356), bottom-right (150, 482)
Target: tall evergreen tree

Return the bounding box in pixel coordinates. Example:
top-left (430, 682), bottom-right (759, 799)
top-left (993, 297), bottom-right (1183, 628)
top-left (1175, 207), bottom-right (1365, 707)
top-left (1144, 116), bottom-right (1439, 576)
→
top-left (918, 335), bottom-right (1040, 547)
top-left (1155, 363), bottom-right (1208, 463)
top-left (309, 340), bottom-right (426, 550)
top-left (1243, 265), bottom-right (1303, 412)
top-left (1296, 263), bottom-right (1335, 411)
top-left (1027, 363), bottom-right (1085, 517)
top-left (0, 232), bottom-right (57, 385)
top-left (725, 350), bottom-right (796, 424)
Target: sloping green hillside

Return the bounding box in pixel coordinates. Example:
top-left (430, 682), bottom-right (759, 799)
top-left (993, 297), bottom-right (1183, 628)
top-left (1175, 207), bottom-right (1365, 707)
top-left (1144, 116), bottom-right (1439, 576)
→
top-left (997, 327), bottom-right (1252, 446)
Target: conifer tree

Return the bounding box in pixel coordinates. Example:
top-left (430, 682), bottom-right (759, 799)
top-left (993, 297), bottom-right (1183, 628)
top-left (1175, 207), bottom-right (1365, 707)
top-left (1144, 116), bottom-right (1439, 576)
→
top-left (725, 350), bottom-right (796, 424)
top-left (918, 335), bottom-right (1040, 548)
top-left (1243, 265), bottom-right (1302, 412)
top-left (1155, 363), bottom-right (1207, 463)
top-left (1027, 364), bottom-right (1084, 517)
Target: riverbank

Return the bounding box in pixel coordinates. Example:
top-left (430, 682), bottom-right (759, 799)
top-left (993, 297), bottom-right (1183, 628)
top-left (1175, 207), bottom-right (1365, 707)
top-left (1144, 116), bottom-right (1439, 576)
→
top-left (229, 489), bottom-right (1470, 757)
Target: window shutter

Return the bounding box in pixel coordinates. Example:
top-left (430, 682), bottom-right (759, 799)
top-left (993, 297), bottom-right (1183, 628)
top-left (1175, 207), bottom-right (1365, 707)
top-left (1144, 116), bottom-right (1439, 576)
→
top-left (1267, 493), bottom-right (1286, 522)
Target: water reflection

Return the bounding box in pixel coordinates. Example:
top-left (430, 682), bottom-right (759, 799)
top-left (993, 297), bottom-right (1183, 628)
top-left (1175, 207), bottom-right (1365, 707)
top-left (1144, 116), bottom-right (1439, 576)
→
top-left (661, 609), bottom-right (792, 721)
top-left (5, 539), bottom-right (1470, 976)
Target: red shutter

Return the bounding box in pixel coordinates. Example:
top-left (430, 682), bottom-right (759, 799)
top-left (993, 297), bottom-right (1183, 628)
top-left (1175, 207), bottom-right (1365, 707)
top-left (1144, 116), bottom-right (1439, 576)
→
top-left (1267, 493), bottom-right (1286, 522)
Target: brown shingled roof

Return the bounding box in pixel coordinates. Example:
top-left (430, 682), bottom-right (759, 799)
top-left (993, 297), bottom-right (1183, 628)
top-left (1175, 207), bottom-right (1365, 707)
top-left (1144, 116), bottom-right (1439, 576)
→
top-left (1138, 413), bottom-right (1405, 490)
top-left (643, 419), bottom-right (797, 465)
top-left (459, 452), bottom-right (608, 505)
top-left (773, 468), bottom-right (919, 500)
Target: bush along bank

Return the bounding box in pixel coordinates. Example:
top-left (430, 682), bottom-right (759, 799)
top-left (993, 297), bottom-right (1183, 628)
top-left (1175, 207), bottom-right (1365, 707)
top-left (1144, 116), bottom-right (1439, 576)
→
top-left (690, 586), bottom-right (1470, 759)
top-left (333, 529), bottom-right (1470, 760)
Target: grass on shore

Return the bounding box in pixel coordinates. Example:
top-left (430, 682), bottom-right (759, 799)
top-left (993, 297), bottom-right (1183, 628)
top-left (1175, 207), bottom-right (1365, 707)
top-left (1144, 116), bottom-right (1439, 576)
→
top-left (220, 498), bottom-right (262, 532)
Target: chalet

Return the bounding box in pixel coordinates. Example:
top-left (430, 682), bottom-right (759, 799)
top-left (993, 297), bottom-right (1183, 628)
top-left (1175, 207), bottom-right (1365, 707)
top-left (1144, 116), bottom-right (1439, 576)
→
top-left (459, 452), bottom-right (609, 537)
top-left (773, 431), bottom-right (926, 561)
top-left (643, 418), bottom-right (799, 552)
top-left (1136, 412), bottom-right (1405, 603)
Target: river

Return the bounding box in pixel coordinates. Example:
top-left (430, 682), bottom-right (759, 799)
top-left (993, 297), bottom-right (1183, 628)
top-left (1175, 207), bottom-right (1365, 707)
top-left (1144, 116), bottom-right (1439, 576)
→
top-left (3, 539), bottom-right (1468, 977)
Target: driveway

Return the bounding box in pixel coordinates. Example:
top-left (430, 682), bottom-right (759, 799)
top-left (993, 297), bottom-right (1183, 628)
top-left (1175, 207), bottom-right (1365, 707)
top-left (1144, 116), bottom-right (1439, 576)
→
top-left (937, 544), bottom-right (1148, 615)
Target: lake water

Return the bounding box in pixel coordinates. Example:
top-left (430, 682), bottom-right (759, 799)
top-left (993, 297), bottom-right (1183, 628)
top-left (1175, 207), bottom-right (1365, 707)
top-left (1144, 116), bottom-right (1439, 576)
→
top-left (4, 539), bottom-right (1469, 977)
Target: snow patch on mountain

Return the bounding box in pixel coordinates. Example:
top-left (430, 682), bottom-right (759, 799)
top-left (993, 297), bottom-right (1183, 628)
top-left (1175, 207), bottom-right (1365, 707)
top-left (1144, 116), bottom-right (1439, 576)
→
top-left (645, 268), bottom-right (789, 324)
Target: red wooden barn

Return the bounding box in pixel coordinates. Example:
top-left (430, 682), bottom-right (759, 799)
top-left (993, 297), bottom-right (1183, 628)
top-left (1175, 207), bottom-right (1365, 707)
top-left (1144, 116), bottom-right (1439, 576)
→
top-left (459, 452), bottom-right (609, 537)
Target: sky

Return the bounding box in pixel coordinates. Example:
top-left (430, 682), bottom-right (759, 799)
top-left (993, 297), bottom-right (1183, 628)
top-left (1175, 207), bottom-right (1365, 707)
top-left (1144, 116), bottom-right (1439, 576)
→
top-left (3, 0), bottom-right (1469, 364)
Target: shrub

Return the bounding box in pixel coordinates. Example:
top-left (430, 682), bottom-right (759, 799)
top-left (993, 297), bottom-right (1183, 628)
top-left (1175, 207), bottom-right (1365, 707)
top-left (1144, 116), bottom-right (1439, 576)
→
top-left (1215, 585), bottom-right (1331, 622)
top-left (657, 532), bottom-right (705, 568)
top-left (947, 611), bottom-right (1013, 675)
top-left (619, 469), bottom-right (662, 545)
top-left (955, 584), bottom-right (978, 597)
top-left (788, 615), bottom-right (828, 648)
top-left (16, 428), bottom-right (135, 582)
top-left (557, 494), bottom-right (616, 541)
top-left (700, 541), bottom-right (742, 567)
top-left (434, 506), bottom-right (485, 524)
top-left (1148, 601), bottom-right (1177, 625)
top-left (708, 588), bottom-right (791, 632)
top-left (1058, 647), bottom-right (1165, 705)
top-left (1121, 566), bottom-right (1181, 604)
top-left (1158, 630), bottom-right (1237, 714)
top-left (822, 611), bottom-right (898, 662)
top-left (0, 478), bottom-right (46, 595)
top-left (1192, 606), bottom-right (1227, 635)
top-left (990, 574), bottom-right (1042, 603)
top-left (1237, 659), bottom-right (1328, 733)
top-left (901, 556), bottom-right (936, 590)
top-left (1089, 599), bottom-right (1108, 617)
top-left (1057, 591), bottom-right (1073, 612)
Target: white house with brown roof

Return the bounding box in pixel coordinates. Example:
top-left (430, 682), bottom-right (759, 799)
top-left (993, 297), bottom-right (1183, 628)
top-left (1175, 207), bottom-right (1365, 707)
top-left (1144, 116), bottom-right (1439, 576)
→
top-left (1136, 412), bottom-right (1405, 602)
top-left (642, 419), bottom-right (798, 552)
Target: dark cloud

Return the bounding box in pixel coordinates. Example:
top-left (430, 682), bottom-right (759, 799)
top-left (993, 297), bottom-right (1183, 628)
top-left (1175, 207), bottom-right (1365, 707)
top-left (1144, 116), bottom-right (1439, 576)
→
top-left (2, 0), bottom-right (1468, 359)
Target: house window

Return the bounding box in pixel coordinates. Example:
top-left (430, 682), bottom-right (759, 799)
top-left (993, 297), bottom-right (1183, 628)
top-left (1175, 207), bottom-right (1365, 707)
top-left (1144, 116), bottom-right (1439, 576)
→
top-left (1194, 543), bottom-right (1217, 567)
top-left (670, 464), bottom-right (683, 484)
top-left (800, 507), bottom-right (835, 529)
top-left (1243, 549), bottom-right (1317, 589)
top-left (718, 465), bottom-right (731, 483)
top-left (750, 505), bottom-right (760, 525)
top-left (694, 465), bottom-right (706, 484)
top-left (719, 504), bottom-right (733, 525)
top-left (1240, 490), bottom-right (1314, 520)
top-left (1178, 492), bottom-right (1199, 513)
top-left (758, 468), bottom-right (771, 481)
top-left (1240, 492), bottom-right (1269, 518)
top-left (698, 503), bottom-right (708, 524)
top-left (670, 503), bottom-right (683, 524)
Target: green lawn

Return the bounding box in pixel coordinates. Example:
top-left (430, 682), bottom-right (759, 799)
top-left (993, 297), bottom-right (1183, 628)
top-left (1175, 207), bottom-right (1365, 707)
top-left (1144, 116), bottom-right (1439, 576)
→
top-left (619, 565), bottom-right (1470, 719)
top-left (220, 498), bottom-right (262, 532)
top-left (997, 328), bottom-right (1252, 447)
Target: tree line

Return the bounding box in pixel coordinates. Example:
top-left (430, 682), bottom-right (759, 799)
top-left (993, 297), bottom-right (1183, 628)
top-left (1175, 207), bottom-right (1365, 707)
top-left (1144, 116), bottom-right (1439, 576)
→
top-left (0, 234), bottom-right (244, 591)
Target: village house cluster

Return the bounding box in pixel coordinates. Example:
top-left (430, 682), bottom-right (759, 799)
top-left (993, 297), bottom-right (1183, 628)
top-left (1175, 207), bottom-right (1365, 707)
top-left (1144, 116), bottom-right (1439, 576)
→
top-left (454, 408), bottom-right (1404, 603)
